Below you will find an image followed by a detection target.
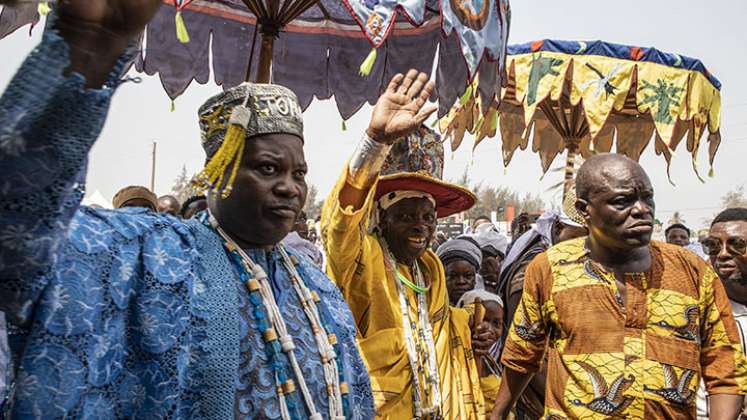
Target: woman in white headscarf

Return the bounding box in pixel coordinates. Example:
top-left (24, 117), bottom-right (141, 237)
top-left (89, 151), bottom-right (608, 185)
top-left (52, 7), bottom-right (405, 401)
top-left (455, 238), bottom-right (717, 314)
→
top-left (458, 290), bottom-right (505, 410)
top-left (471, 226), bottom-right (509, 294)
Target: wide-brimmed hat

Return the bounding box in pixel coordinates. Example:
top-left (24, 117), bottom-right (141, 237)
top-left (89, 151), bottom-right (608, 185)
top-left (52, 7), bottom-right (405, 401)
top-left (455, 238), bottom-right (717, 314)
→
top-left (375, 126), bottom-right (475, 218)
top-left (112, 185), bottom-right (158, 210)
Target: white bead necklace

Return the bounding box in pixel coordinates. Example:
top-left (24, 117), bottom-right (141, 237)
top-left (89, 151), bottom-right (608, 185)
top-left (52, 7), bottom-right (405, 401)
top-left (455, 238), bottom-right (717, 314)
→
top-left (212, 218), bottom-right (345, 420)
top-left (380, 238), bottom-right (442, 418)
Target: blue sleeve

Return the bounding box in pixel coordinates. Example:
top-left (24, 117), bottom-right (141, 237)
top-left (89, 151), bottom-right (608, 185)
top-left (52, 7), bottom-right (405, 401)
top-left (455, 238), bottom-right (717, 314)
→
top-left (0, 23), bottom-right (132, 322)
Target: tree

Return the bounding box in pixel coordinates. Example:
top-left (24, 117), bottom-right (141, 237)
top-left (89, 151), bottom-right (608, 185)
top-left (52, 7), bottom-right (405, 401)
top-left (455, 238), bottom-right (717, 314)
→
top-left (516, 193), bottom-right (545, 214)
top-left (668, 211), bottom-right (686, 226)
top-left (170, 165), bottom-right (199, 204)
top-left (304, 184), bottom-right (323, 220)
top-left (455, 168), bottom-right (471, 189)
top-left (461, 182), bottom-right (545, 221)
top-left (722, 185), bottom-right (747, 209)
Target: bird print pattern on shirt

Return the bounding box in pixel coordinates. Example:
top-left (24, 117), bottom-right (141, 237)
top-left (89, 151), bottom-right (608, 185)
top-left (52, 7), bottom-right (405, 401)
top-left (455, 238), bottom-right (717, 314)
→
top-left (656, 305), bottom-right (700, 342)
top-left (570, 361), bottom-right (635, 416)
top-left (644, 364), bottom-right (697, 406)
top-left (514, 299), bottom-right (544, 341)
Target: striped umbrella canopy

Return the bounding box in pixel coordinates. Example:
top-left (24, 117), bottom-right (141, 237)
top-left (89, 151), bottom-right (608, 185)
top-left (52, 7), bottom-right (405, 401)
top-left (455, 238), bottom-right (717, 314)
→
top-left (440, 39), bottom-right (722, 196)
top-left (1, 0), bottom-right (511, 120)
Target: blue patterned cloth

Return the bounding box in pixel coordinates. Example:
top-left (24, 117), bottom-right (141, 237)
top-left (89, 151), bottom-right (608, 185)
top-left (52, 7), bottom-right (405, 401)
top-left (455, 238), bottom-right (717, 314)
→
top-left (0, 26), bottom-right (373, 419)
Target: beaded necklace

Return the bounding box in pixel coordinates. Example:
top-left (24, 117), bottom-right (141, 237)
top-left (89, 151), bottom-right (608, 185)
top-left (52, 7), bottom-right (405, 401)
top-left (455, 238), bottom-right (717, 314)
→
top-left (210, 217), bottom-right (348, 420)
top-left (379, 237), bottom-right (442, 419)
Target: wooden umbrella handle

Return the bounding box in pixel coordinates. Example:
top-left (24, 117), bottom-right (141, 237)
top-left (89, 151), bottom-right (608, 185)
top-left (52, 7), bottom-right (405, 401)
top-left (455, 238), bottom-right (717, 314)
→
top-left (473, 297), bottom-right (485, 374)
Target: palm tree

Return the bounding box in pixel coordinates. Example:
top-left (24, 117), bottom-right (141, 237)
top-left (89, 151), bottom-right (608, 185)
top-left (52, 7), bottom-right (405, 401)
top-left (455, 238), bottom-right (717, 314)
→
top-left (668, 211), bottom-right (686, 226)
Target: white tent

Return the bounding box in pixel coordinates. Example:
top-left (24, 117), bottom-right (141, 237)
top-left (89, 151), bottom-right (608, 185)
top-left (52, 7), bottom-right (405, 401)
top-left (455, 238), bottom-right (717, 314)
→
top-left (82, 190), bottom-right (112, 209)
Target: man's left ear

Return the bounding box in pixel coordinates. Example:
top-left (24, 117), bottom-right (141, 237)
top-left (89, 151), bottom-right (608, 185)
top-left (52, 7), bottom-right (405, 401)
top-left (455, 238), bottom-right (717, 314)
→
top-left (575, 198), bottom-right (591, 223)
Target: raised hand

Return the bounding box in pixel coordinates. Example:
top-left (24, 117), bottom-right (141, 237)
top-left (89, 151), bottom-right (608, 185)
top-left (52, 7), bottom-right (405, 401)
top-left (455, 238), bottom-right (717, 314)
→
top-left (57, 0), bottom-right (161, 39)
top-left (52, 0), bottom-right (161, 88)
top-left (366, 69), bottom-right (437, 145)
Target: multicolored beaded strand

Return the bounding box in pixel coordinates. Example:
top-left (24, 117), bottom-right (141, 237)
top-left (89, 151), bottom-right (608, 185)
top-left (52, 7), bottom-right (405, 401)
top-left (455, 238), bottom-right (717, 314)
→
top-left (212, 218), bottom-right (348, 420)
top-left (379, 238), bottom-right (442, 419)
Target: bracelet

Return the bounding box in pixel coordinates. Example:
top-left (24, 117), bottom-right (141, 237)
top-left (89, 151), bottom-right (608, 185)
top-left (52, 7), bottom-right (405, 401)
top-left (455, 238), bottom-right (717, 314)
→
top-left (346, 133), bottom-right (391, 189)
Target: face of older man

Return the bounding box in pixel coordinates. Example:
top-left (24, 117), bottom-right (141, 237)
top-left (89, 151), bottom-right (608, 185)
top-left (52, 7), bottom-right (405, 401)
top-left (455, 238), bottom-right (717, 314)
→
top-left (380, 197), bottom-right (437, 265)
top-left (577, 156), bottom-right (655, 252)
top-left (209, 133), bottom-right (308, 248)
top-left (708, 220), bottom-right (747, 283)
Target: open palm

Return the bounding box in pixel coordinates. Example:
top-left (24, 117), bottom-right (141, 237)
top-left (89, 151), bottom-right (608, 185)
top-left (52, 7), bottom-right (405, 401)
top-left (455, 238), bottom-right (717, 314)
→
top-left (57, 0), bottom-right (161, 37)
top-left (367, 69), bottom-right (437, 145)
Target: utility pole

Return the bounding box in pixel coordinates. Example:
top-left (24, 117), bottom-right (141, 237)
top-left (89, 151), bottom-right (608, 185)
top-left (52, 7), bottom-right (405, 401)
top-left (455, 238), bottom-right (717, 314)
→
top-left (150, 141), bottom-right (157, 192)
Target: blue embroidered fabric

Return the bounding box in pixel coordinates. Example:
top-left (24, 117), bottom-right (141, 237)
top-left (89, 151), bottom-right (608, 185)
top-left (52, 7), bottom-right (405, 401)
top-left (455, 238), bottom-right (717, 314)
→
top-left (0, 25), bottom-right (373, 419)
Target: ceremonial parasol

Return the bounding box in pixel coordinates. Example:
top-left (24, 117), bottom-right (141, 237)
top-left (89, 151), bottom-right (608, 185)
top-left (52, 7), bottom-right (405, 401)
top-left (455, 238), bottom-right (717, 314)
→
top-left (0, 0), bottom-right (511, 120)
top-left (439, 40), bottom-right (722, 196)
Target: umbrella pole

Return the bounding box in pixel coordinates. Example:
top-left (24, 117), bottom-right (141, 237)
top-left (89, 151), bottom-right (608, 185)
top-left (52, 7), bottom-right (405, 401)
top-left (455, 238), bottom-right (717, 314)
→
top-left (563, 139), bottom-right (578, 199)
top-left (255, 32), bottom-right (275, 83)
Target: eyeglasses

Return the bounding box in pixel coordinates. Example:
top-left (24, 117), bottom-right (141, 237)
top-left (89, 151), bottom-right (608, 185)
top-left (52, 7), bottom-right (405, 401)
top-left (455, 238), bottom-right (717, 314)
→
top-left (702, 237), bottom-right (747, 257)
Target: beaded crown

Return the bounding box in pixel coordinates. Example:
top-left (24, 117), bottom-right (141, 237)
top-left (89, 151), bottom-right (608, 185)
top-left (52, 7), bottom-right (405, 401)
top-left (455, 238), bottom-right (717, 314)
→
top-left (193, 84), bottom-right (304, 197)
top-left (376, 126), bottom-right (476, 218)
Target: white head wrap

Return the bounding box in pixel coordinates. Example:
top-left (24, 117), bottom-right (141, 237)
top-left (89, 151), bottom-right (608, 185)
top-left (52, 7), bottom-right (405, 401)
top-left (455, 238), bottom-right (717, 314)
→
top-left (369, 190), bottom-right (436, 233)
top-left (457, 289), bottom-right (504, 308)
top-left (471, 227), bottom-right (509, 258)
top-left (458, 288), bottom-right (505, 373)
top-left (379, 190), bottom-right (435, 210)
top-left (436, 236), bottom-right (482, 270)
top-left (501, 208), bottom-right (585, 275)
top-left (501, 210), bottom-right (559, 276)
top-left (282, 231), bottom-right (324, 268)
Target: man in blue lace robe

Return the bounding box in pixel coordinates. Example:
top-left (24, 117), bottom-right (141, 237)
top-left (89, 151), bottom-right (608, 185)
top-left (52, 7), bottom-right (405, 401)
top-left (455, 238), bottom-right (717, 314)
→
top-left (0, 1), bottom-right (373, 418)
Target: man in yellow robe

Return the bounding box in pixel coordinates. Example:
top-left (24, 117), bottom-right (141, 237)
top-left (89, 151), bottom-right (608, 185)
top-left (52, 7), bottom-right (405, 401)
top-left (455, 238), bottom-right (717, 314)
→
top-left (322, 69), bottom-right (497, 418)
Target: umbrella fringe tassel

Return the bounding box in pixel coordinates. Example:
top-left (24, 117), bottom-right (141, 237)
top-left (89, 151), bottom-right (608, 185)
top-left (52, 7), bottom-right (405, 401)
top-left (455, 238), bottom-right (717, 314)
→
top-left (175, 11), bottom-right (191, 44)
top-left (359, 48), bottom-right (377, 76)
top-left (37, 2), bottom-right (51, 16)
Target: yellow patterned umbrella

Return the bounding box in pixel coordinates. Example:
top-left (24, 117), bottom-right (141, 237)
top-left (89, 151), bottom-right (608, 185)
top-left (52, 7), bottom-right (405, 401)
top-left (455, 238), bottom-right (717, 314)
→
top-left (439, 39), bottom-right (722, 196)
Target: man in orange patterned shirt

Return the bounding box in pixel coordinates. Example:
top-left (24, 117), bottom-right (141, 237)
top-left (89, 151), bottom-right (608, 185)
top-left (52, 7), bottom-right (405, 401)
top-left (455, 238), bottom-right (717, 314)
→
top-left (491, 154), bottom-right (747, 419)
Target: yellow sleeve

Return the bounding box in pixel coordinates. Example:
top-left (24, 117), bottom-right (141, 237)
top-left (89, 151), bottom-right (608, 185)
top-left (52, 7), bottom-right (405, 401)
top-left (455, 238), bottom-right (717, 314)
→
top-left (320, 165), bottom-right (378, 291)
top-left (700, 267), bottom-right (747, 395)
top-left (480, 375), bottom-right (501, 410)
top-left (500, 254), bottom-right (551, 374)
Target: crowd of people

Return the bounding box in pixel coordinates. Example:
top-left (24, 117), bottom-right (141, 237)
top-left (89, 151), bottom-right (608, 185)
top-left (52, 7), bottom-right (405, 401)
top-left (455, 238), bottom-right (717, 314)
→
top-left (1, 1), bottom-right (747, 419)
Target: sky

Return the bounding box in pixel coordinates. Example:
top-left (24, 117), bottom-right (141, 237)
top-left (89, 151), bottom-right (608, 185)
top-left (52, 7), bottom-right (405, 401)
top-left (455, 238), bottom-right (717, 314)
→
top-left (1, 0), bottom-right (746, 230)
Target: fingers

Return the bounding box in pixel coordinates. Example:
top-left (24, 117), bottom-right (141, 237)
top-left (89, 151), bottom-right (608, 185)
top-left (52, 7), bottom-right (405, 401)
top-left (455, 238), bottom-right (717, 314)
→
top-left (473, 334), bottom-right (495, 342)
top-left (472, 339), bottom-right (493, 354)
top-left (396, 69), bottom-right (419, 95)
top-left (414, 105), bottom-right (438, 125)
top-left (386, 73), bottom-right (405, 94)
top-left (406, 72), bottom-right (430, 99)
top-left (476, 322), bottom-right (490, 333)
top-left (413, 80), bottom-right (435, 111)
top-left (473, 333), bottom-right (496, 344)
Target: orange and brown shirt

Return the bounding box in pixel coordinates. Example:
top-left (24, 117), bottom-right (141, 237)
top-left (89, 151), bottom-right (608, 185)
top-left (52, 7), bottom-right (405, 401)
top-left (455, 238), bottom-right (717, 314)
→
top-left (501, 237), bottom-right (747, 419)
